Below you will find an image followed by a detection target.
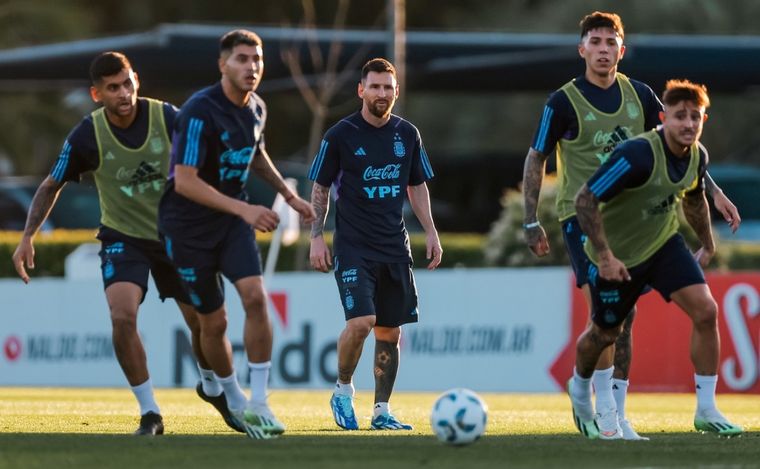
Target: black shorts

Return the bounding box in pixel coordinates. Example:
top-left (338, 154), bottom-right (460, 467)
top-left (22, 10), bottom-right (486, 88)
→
top-left (97, 226), bottom-right (189, 304)
top-left (333, 255), bottom-right (419, 328)
top-left (161, 217), bottom-right (262, 314)
top-left (587, 234), bottom-right (706, 328)
top-left (561, 217), bottom-right (592, 288)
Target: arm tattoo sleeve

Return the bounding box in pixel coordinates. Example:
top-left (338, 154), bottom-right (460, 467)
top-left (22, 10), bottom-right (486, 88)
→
top-left (24, 176), bottom-right (64, 238)
top-left (703, 171), bottom-right (719, 197)
top-left (310, 183), bottom-right (330, 238)
top-left (682, 191), bottom-right (715, 251)
top-left (575, 185), bottom-right (610, 254)
top-left (522, 148), bottom-right (549, 223)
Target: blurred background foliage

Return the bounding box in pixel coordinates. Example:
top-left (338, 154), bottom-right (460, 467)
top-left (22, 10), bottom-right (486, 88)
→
top-left (1, 0), bottom-right (759, 240)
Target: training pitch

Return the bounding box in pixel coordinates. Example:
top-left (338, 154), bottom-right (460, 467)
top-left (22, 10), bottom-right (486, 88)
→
top-left (1, 388), bottom-right (758, 468)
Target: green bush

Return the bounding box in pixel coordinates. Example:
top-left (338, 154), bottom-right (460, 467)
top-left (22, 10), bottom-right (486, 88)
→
top-left (0, 230), bottom-right (489, 278)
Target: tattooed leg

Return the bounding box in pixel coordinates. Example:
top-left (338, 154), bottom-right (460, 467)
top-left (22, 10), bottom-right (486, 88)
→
top-left (374, 327), bottom-right (401, 404)
top-left (576, 323), bottom-right (622, 378)
top-left (613, 307), bottom-right (635, 380)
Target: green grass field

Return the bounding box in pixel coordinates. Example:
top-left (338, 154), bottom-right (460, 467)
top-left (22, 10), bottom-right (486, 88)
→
top-left (1, 388), bottom-right (759, 469)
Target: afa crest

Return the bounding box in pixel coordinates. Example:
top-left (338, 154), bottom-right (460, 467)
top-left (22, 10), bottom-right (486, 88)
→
top-left (393, 133), bottom-right (405, 158)
top-left (149, 137), bottom-right (165, 154)
top-left (626, 101), bottom-right (640, 119)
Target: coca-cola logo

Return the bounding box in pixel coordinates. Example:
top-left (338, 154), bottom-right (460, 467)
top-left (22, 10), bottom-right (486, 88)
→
top-left (363, 164), bottom-right (400, 181)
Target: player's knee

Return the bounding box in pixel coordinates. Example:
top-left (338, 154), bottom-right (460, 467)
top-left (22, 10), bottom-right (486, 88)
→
top-left (109, 306), bottom-right (138, 331)
top-left (200, 313), bottom-right (228, 338)
top-left (374, 326), bottom-right (401, 344)
top-left (240, 289), bottom-right (267, 317)
top-left (692, 297), bottom-right (718, 331)
top-left (345, 316), bottom-right (375, 339)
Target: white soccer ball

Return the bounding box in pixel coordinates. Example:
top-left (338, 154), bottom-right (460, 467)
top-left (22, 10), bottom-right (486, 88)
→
top-left (430, 388), bottom-right (488, 445)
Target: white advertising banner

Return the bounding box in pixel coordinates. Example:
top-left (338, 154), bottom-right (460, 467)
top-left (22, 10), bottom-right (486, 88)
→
top-left (0, 268), bottom-right (570, 392)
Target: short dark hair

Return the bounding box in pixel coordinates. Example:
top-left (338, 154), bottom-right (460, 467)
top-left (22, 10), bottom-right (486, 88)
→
top-left (361, 58), bottom-right (396, 81)
top-left (220, 29), bottom-right (262, 55)
top-left (579, 11), bottom-right (624, 42)
top-left (89, 52), bottom-right (131, 84)
top-left (663, 79), bottom-right (710, 108)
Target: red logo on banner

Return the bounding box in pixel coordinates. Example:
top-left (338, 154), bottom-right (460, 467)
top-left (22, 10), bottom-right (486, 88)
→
top-left (4, 336), bottom-right (22, 362)
top-left (269, 291), bottom-right (288, 328)
top-left (550, 273), bottom-right (760, 393)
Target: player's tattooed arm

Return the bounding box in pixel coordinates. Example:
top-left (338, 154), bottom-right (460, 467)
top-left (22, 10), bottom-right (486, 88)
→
top-left (683, 190), bottom-right (715, 253)
top-left (704, 171), bottom-right (740, 233)
top-left (374, 340), bottom-right (399, 403)
top-left (310, 182), bottom-right (330, 239)
top-left (522, 148), bottom-right (548, 225)
top-left (574, 185), bottom-right (609, 255)
top-left (23, 176), bottom-right (65, 238)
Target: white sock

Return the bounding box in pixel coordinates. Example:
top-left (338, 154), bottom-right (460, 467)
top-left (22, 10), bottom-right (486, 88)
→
top-left (695, 374), bottom-right (718, 412)
top-left (198, 365), bottom-right (222, 397)
top-left (612, 378), bottom-right (629, 420)
top-left (131, 378), bottom-right (160, 416)
top-left (592, 366), bottom-right (616, 413)
top-left (572, 368), bottom-right (593, 402)
top-left (248, 361), bottom-right (271, 406)
top-left (374, 402), bottom-right (389, 417)
top-left (334, 380), bottom-right (355, 396)
top-left (215, 371), bottom-right (247, 411)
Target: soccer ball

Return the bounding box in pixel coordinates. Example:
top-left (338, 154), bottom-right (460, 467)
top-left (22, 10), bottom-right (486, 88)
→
top-left (430, 388), bottom-right (488, 445)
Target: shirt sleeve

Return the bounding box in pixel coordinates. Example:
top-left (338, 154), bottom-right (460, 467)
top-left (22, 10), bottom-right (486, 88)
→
top-left (308, 127), bottom-right (341, 187)
top-left (530, 90), bottom-right (574, 155)
top-left (633, 80), bottom-right (664, 131)
top-left (172, 100), bottom-right (211, 169)
top-left (49, 119), bottom-right (100, 183)
top-left (685, 143), bottom-right (708, 196)
top-left (162, 102), bottom-right (179, 139)
top-left (409, 128), bottom-right (434, 186)
top-left (587, 139), bottom-right (653, 202)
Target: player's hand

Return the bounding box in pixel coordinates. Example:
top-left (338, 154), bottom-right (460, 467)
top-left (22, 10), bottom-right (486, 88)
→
top-left (12, 237), bottom-right (35, 284)
top-left (694, 246), bottom-right (714, 268)
top-left (712, 191), bottom-right (741, 233)
top-left (425, 230), bottom-right (443, 270)
top-left (240, 204), bottom-right (280, 232)
top-left (598, 253), bottom-right (630, 283)
top-left (287, 195), bottom-right (317, 225)
top-left (525, 225), bottom-right (550, 257)
top-left (309, 235), bottom-right (332, 273)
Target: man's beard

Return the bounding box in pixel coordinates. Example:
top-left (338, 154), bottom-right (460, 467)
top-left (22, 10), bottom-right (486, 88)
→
top-left (368, 99), bottom-right (392, 118)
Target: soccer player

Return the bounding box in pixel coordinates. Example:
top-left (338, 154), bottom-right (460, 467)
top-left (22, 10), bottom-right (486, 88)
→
top-left (309, 58), bottom-right (442, 430)
top-left (568, 79), bottom-right (743, 438)
top-left (521, 11), bottom-right (740, 440)
top-left (10, 52), bottom-right (236, 436)
top-left (158, 29), bottom-right (315, 439)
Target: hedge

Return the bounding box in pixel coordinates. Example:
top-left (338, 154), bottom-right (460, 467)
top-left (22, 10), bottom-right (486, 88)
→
top-left (0, 230), bottom-right (486, 279)
top-left (1, 229), bottom-right (758, 279)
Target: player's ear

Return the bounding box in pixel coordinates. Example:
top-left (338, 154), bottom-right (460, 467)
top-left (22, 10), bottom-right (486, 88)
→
top-left (703, 113), bottom-right (708, 122)
top-left (618, 44), bottom-right (626, 60)
top-left (658, 110), bottom-right (665, 123)
top-left (133, 72), bottom-right (140, 92)
top-left (357, 80), bottom-right (364, 99)
top-left (89, 85), bottom-right (101, 104)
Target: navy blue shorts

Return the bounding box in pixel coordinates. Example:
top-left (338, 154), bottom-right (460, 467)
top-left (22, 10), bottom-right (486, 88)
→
top-left (161, 217), bottom-right (262, 314)
top-left (587, 234), bottom-right (706, 328)
top-left (333, 255), bottom-right (419, 328)
top-left (97, 226), bottom-right (189, 304)
top-left (561, 217), bottom-right (591, 288)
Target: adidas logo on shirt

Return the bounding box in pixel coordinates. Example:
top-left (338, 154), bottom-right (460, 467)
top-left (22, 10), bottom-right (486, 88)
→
top-left (584, 112), bottom-right (597, 121)
top-left (354, 147), bottom-right (367, 156)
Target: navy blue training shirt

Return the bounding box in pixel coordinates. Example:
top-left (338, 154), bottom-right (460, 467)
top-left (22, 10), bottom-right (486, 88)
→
top-left (159, 83), bottom-right (267, 245)
top-left (50, 98), bottom-right (177, 183)
top-left (308, 111), bottom-right (434, 263)
top-left (531, 75), bottom-right (663, 155)
top-left (587, 129), bottom-right (707, 202)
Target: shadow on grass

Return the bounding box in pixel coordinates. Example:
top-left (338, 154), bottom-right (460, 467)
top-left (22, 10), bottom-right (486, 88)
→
top-left (0, 432), bottom-right (757, 469)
